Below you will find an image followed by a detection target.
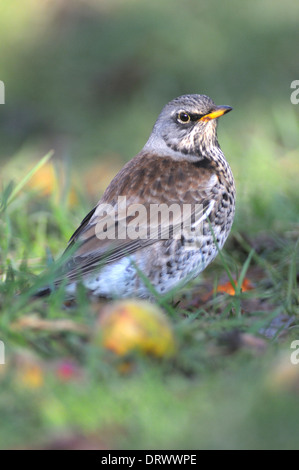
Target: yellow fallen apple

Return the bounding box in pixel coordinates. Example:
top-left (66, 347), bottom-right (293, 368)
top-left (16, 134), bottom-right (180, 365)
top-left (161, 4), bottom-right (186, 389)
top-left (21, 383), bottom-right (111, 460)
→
top-left (95, 300), bottom-right (176, 358)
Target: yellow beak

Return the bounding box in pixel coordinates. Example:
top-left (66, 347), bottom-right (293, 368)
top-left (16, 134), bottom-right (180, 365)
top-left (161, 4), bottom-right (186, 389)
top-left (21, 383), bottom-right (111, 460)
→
top-left (200, 105), bottom-right (233, 122)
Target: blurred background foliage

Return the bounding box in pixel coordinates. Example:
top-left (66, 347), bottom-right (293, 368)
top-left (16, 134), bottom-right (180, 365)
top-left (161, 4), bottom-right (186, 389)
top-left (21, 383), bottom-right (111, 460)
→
top-left (0, 0), bottom-right (298, 237)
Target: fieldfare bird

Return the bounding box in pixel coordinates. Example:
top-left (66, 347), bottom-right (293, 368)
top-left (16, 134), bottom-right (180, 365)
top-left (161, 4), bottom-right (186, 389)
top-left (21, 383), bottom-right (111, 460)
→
top-left (38, 94), bottom-right (235, 299)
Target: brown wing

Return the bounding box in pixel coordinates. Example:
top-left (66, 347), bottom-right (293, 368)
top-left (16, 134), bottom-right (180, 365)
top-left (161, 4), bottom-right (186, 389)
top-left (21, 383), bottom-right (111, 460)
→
top-left (60, 151), bottom-right (219, 281)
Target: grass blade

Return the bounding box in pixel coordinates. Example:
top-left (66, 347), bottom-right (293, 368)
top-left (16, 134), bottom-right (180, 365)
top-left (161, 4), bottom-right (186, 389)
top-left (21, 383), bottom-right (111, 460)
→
top-left (5, 150), bottom-right (54, 208)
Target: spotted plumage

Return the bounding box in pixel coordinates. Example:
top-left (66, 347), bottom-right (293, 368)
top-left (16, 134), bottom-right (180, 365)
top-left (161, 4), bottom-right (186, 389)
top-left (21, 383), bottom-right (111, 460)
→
top-left (37, 94), bottom-right (235, 299)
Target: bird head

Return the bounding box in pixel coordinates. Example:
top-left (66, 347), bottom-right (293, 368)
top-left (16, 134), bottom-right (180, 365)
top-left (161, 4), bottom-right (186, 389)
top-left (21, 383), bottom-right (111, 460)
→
top-left (145, 94), bottom-right (232, 158)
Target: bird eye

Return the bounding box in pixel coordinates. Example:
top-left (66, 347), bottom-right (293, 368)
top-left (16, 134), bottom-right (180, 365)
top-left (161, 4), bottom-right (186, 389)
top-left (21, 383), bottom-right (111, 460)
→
top-left (177, 112), bottom-right (191, 124)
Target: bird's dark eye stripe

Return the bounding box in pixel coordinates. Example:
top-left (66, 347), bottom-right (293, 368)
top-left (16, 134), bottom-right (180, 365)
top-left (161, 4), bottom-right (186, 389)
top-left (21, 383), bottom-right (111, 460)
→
top-left (190, 113), bottom-right (204, 121)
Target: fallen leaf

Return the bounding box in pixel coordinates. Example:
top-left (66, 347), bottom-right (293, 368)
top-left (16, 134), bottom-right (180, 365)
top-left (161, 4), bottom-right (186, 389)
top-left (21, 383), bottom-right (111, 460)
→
top-left (12, 314), bottom-right (89, 335)
top-left (215, 278), bottom-right (254, 296)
